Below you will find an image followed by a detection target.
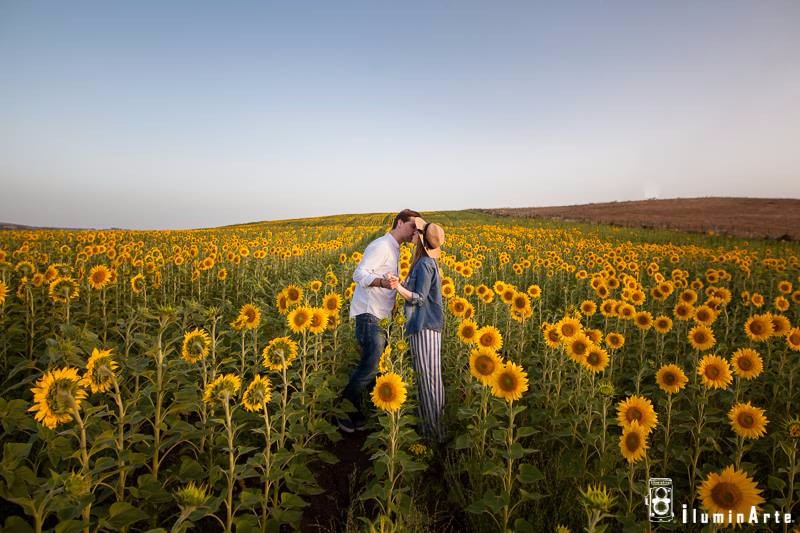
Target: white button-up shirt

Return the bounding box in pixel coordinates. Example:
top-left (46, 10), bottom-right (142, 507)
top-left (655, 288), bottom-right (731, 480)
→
top-left (349, 233), bottom-right (400, 319)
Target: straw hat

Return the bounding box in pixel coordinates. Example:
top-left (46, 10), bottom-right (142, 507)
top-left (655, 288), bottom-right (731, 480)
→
top-left (414, 217), bottom-right (445, 259)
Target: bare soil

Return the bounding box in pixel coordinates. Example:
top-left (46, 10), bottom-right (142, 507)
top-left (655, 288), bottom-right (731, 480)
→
top-left (483, 197), bottom-right (800, 240)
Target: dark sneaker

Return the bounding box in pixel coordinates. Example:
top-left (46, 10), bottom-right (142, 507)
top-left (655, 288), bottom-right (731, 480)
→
top-left (336, 416), bottom-right (356, 433)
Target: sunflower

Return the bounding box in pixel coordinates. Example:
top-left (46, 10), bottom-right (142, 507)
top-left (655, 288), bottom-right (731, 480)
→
top-left (578, 300), bottom-right (596, 317)
top-left (49, 277), bottom-right (79, 303)
top-left (605, 332), bottom-right (625, 350)
top-left (582, 346), bottom-right (610, 373)
top-left (457, 319), bottom-right (479, 344)
top-left (688, 324), bottom-right (716, 351)
top-left (730, 348), bottom-right (763, 379)
top-left (698, 465), bottom-right (764, 518)
top-left (307, 307), bottom-right (328, 334)
top-left (511, 292), bottom-right (531, 312)
top-left (728, 402), bottom-right (768, 439)
top-left (175, 481), bottom-right (209, 510)
top-left (600, 299), bottom-right (617, 317)
top-left (203, 374), bottom-right (241, 404)
top-left (491, 361), bottom-right (529, 402)
top-left (693, 305), bottom-right (717, 326)
top-left (655, 364), bottom-right (688, 394)
top-left (527, 284), bottom-right (542, 299)
top-left (85, 347), bottom-right (118, 393)
top-left (284, 284), bottom-right (303, 306)
top-left (778, 280), bottom-right (793, 294)
top-left (449, 297), bottom-right (470, 318)
top-left (556, 317), bottom-right (582, 339)
top-left (586, 328), bottom-right (603, 344)
top-left (751, 293), bottom-right (764, 307)
top-left (476, 325), bottom-right (503, 352)
top-left (371, 372), bottom-right (407, 412)
top-left (28, 367), bottom-right (88, 429)
top-left (287, 306), bottom-right (312, 333)
top-left (308, 279), bottom-right (323, 292)
top-left (262, 336), bottom-right (298, 370)
top-left (88, 265), bottom-right (112, 290)
top-left (673, 302), bottom-right (694, 321)
top-left (653, 315), bottom-right (673, 334)
top-left (0, 280), bottom-right (7, 305)
top-left (276, 291), bottom-right (290, 315)
top-left (441, 284), bottom-right (455, 299)
top-left (322, 293), bottom-right (342, 314)
top-left (634, 311), bottom-right (653, 330)
top-left (469, 347), bottom-right (503, 385)
top-left (616, 395), bottom-right (658, 434)
top-left (743, 314), bottom-right (773, 341)
top-left (697, 354), bottom-right (733, 389)
top-left (564, 333), bottom-right (592, 364)
top-left (242, 375), bottom-right (272, 412)
top-left (542, 324), bottom-right (562, 348)
top-left (770, 314), bottom-right (791, 336)
top-left (236, 303), bottom-right (261, 331)
top-left (787, 328), bottom-right (800, 352)
top-left (774, 296), bottom-right (790, 312)
top-left (679, 289), bottom-right (698, 305)
top-left (130, 273), bottom-right (145, 294)
top-left (619, 421), bottom-right (648, 463)
top-left (181, 328), bottom-right (212, 363)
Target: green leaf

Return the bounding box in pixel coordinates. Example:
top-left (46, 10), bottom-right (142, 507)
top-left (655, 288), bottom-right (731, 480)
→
top-left (516, 426), bottom-right (537, 438)
top-left (178, 457), bottom-right (205, 480)
top-left (768, 475), bottom-right (786, 491)
top-left (517, 463), bottom-right (544, 484)
top-left (238, 488), bottom-right (262, 510)
top-left (233, 514), bottom-right (260, 533)
top-left (54, 520), bottom-right (84, 533)
top-left (3, 516), bottom-right (34, 533)
top-left (280, 492), bottom-right (308, 509)
top-left (105, 502), bottom-right (150, 530)
top-left (514, 518), bottom-right (536, 533)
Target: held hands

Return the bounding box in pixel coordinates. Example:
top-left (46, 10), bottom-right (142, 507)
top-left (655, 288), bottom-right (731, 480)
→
top-left (384, 273), bottom-right (401, 289)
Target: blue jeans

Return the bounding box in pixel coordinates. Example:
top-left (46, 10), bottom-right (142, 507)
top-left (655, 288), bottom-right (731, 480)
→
top-left (341, 313), bottom-right (386, 422)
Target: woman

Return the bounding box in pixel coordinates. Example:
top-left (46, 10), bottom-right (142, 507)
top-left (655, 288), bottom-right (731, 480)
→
top-left (389, 217), bottom-right (445, 442)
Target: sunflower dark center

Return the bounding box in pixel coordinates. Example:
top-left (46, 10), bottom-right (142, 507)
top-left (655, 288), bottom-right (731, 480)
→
top-left (587, 352), bottom-right (600, 365)
top-left (663, 372), bottom-right (676, 385)
top-left (499, 373), bottom-right (515, 391)
top-left (738, 357), bottom-right (753, 371)
top-left (627, 408), bottom-right (643, 422)
top-left (737, 412), bottom-right (755, 428)
top-left (562, 325), bottom-right (576, 336)
top-left (475, 355), bottom-right (495, 375)
top-left (378, 383), bottom-right (394, 401)
top-left (711, 482), bottom-right (741, 508)
top-left (624, 432), bottom-right (641, 451)
top-left (695, 332), bottom-right (707, 343)
top-left (750, 322), bottom-right (763, 334)
top-left (573, 341), bottom-right (587, 356)
top-left (706, 365), bottom-right (720, 379)
top-left (790, 333), bottom-right (800, 345)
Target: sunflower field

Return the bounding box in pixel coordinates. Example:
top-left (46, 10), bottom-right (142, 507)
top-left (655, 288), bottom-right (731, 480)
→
top-left (0, 211), bottom-right (798, 532)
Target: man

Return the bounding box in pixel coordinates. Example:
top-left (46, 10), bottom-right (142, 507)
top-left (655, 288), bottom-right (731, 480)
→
top-left (337, 209), bottom-right (421, 433)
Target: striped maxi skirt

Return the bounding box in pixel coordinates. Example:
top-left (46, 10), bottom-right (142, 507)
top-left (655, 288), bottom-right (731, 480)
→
top-left (409, 328), bottom-right (444, 442)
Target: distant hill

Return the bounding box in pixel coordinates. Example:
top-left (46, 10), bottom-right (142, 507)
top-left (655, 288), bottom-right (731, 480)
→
top-left (482, 197), bottom-right (800, 240)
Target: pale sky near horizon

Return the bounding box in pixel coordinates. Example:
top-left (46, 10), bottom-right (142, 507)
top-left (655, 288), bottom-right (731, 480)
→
top-left (1, 1), bottom-right (799, 229)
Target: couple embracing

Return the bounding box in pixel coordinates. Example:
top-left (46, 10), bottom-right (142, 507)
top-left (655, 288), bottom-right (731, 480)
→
top-left (337, 209), bottom-right (446, 443)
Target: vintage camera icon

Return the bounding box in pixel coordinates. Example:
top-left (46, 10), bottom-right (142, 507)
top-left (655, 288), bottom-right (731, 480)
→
top-left (645, 478), bottom-right (674, 522)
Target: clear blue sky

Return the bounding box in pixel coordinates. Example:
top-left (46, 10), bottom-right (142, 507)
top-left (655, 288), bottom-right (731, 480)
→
top-left (1, 1), bottom-right (798, 229)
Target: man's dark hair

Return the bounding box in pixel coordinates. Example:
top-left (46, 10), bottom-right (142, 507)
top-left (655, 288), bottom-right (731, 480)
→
top-left (392, 209), bottom-right (422, 229)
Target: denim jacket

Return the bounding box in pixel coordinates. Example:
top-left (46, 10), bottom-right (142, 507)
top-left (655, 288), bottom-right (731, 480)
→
top-left (403, 256), bottom-right (443, 335)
